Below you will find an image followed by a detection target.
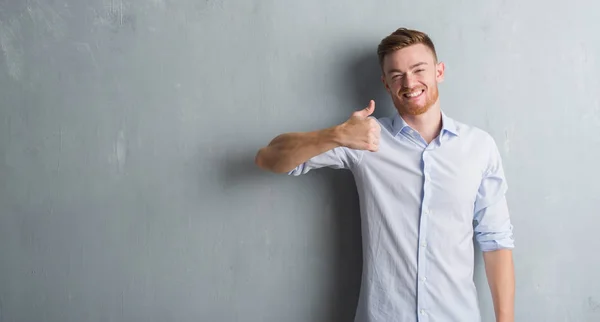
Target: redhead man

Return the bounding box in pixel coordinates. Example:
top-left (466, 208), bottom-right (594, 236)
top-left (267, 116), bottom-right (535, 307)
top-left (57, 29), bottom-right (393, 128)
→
top-left (255, 27), bottom-right (515, 322)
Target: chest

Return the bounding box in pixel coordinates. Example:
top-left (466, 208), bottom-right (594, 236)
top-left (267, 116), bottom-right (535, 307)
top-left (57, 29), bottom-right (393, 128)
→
top-left (360, 133), bottom-right (487, 207)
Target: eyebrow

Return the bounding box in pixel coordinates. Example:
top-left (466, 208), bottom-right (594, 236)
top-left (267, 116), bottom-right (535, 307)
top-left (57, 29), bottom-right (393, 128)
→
top-left (386, 62), bottom-right (428, 74)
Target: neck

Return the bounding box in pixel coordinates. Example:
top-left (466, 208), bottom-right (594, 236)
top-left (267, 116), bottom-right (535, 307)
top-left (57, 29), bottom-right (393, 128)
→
top-left (400, 103), bottom-right (442, 144)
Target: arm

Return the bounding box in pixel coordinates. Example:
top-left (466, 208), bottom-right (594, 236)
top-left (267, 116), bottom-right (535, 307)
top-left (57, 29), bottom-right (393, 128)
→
top-left (255, 126), bottom-right (343, 173)
top-left (473, 135), bottom-right (515, 322)
top-left (483, 249), bottom-right (515, 322)
top-left (255, 100), bottom-right (380, 173)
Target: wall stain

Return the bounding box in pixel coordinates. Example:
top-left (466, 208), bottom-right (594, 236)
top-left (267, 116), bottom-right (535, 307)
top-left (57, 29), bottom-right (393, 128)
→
top-left (74, 42), bottom-right (99, 72)
top-left (589, 297), bottom-right (600, 312)
top-left (0, 0), bottom-right (68, 81)
top-left (92, 0), bottom-right (136, 32)
top-left (0, 17), bottom-right (23, 80)
top-left (503, 123), bottom-right (515, 155)
top-left (195, 0), bottom-right (225, 15)
top-left (108, 129), bottom-right (128, 174)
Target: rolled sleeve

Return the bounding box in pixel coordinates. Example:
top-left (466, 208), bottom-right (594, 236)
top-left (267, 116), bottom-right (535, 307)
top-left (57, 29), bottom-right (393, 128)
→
top-left (473, 137), bottom-right (515, 252)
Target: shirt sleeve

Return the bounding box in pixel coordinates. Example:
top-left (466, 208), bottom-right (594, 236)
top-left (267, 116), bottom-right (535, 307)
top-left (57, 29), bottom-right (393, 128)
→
top-left (473, 135), bottom-right (515, 252)
top-left (287, 146), bottom-right (363, 176)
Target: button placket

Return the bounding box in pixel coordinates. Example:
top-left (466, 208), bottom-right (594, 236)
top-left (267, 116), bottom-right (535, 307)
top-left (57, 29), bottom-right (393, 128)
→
top-left (417, 149), bottom-right (432, 321)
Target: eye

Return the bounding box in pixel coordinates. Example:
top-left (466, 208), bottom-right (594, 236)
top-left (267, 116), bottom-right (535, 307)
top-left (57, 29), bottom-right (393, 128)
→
top-left (415, 69), bottom-right (424, 73)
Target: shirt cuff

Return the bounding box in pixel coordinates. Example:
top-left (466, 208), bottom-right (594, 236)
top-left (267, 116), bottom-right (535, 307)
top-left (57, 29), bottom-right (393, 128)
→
top-left (476, 227), bottom-right (515, 252)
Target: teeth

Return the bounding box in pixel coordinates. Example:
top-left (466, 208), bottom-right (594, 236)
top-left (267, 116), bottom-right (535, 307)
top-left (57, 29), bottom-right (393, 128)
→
top-left (404, 90), bottom-right (423, 98)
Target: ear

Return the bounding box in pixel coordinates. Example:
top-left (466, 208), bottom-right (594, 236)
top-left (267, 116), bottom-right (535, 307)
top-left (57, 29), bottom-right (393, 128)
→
top-left (436, 61), bottom-right (445, 83)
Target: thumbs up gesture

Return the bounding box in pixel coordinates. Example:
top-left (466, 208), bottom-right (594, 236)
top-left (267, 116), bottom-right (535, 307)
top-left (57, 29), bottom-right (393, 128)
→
top-left (337, 100), bottom-right (381, 152)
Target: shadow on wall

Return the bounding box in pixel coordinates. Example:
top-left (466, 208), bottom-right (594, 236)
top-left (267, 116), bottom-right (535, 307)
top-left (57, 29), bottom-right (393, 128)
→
top-left (320, 168), bottom-right (363, 322)
top-left (314, 48), bottom-right (397, 320)
top-left (215, 150), bottom-right (363, 322)
top-left (217, 47), bottom-right (393, 189)
top-left (338, 47), bottom-right (395, 118)
top-left (214, 48), bottom-right (393, 321)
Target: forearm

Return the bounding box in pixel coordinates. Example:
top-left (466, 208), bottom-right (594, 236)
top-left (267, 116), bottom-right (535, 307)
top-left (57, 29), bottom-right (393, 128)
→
top-left (483, 249), bottom-right (515, 322)
top-left (255, 126), bottom-right (342, 173)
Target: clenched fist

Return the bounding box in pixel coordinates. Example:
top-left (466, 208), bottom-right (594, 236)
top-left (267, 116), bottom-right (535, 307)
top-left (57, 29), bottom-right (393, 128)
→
top-left (337, 100), bottom-right (381, 152)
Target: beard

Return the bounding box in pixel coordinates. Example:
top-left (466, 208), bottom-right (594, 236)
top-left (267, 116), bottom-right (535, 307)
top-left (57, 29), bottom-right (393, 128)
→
top-left (393, 85), bottom-right (439, 116)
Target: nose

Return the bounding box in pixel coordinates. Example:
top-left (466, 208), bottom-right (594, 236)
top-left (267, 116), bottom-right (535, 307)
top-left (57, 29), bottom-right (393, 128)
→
top-left (401, 73), bottom-right (418, 89)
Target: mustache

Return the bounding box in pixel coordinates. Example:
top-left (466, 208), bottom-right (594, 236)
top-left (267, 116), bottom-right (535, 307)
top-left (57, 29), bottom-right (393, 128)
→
top-left (398, 86), bottom-right (426, 95)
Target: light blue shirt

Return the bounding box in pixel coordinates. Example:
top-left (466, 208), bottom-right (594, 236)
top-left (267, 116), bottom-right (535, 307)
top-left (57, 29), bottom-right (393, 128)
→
top-left (288, 111), bottom-right (514, 322)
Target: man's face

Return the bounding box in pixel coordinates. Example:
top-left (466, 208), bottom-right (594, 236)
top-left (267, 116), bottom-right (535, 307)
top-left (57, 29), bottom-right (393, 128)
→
top-left (381, 43), bottom-right (445, 116)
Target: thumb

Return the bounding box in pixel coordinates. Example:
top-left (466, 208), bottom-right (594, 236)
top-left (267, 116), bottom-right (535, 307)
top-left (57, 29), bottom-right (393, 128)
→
top-left (355, 100), bottom-right (375, 118)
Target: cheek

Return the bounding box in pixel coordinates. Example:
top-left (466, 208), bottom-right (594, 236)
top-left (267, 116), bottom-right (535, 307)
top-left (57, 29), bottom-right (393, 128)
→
top-left (418, 77), bottom-right (435, 89)
top-left (416, 74), bottom-right (429, 82)
top-left (388, 79), bottom-right (403, 91)
top-left (392, 86), bottom-right (404, 96)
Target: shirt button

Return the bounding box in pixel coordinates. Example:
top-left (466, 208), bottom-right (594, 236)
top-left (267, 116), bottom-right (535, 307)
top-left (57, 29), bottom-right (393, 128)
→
top-left (421, 242), bottom-right (427, 247)
top-left (421, 276), bottom-right (427, 281)
top-left (420, 309), bottom-right (426, 315)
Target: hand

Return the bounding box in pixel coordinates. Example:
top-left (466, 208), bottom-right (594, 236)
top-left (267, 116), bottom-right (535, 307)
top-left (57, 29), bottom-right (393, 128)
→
top-left (336, 100), bottom-right (381, 152)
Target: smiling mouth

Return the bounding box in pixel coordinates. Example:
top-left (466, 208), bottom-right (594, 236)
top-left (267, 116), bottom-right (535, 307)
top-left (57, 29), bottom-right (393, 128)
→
top-left (403, 89), bottom-right (425, 99)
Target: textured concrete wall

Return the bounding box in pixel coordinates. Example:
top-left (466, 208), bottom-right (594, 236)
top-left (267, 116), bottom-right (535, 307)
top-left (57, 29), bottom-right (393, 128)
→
top-left (1, 1), bottom-right (599, 321)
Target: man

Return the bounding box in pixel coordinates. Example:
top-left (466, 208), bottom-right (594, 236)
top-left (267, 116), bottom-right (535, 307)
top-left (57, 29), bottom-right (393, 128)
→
top-left (255, 27), bottom-right (515, 322)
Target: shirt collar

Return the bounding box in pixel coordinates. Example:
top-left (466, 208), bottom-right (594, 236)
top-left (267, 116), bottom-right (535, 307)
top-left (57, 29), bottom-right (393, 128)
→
top-left (441, 111), bottom-right (459, 137)
top-left (391, 110), bottom-right (460, 138)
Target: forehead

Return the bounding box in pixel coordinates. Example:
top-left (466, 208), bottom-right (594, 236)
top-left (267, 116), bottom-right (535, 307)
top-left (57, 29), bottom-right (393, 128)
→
top-left (382, 43), bottom-right (436, 72)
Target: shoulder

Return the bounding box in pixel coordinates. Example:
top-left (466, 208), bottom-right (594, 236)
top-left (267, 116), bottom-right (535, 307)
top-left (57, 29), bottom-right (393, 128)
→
top-left (373, 114), bottom-right (396, 134)
top-left (453, 119), bottom-right (498, 149)
top-left (451, 119), bottom-right (504, 171)
top-left (375, 114), bottom-right (395, 126)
